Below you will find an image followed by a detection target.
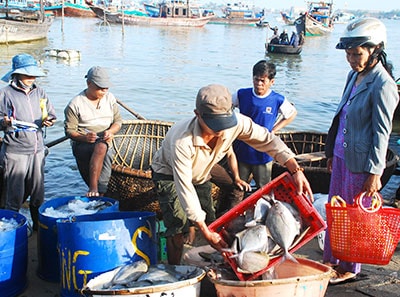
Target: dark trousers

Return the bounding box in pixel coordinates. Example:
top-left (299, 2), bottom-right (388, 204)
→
top-left (210, 161), bottom-right (244, 215)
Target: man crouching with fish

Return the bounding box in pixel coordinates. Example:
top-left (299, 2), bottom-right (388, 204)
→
top-left (151, 84), bottom-right (313, 265)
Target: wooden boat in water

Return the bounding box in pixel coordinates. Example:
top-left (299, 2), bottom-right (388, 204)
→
top-left (85, 2), bottom-right (121, 23)
top-left (87, 0), bottom-right (212, 27)
top-left (272, 131), bottom-right (399, 194)
top-left (62, 2), bottom-right (96, 18)
top-left (0, 2), bottom-right (53, 44)
top-left (280, 6), bottom-right (300, 26)
top-left (332, 10), bottom-right (355, 24)
top-left (266, 43), bottom-right (302, 55)
top-left (294, 1), bottom-right (334, 36)
top-left (143, 2), bottom-right (159, 17)
top-left (210, 16), bottom-right (259, 26)
top-left (85, 0), bottom-right (148, 23)
top-left (210, 2), bottom-right (260, 26)
top-left (121, 14), bottom-right (212, 27)
top-left (122, 0), bottom-right (213, 27)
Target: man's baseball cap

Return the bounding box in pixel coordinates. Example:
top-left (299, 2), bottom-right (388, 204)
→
top-left (196, 84), bottom-right (237, 132)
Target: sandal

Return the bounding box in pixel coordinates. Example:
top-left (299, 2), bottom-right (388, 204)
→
top-left (329, 270), bottom-right (357, 285)
top-left (86, 191), bottom-right (100, 197)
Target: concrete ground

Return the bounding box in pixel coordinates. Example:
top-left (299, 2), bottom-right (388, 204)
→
top-left (16, 227), bottom-right (400, 297)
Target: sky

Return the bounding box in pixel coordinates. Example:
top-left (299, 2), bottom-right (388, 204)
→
top-left (210, 1), bottom-right (400, 12)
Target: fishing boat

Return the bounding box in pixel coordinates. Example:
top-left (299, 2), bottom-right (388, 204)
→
top-left (143, 2), bottom-right (159, 17)
top-left (62, 2), bottom-right (96, 18)
top-left (255, 18), bottom-right (269, 27)
top-left (294, 1), bottom-right (334, 36)
top-left (271, 131), bottom-right (399, 194)
top-left (281, 11), bottom-right (295, 25)
top-left (121, 0), bottom-right (213, 27)
top-left (332, 10), bottom-right (355, 24)
top-left (85, 1), bottom-right (122, 23)
top-left (87, 0), bottom-right (212, 27)
top-left (0, 0), bottom-right (54, 44)
top-left (266, 43), bottom-right (302, 55)
top-left (210, 2), bottom-right (260, 26)
top-left (280, 6), bottom-right (304, 25)
top-left (85, 0), bottom-right (149, 23)
top-left (210, 16), bottom-right (260, 26)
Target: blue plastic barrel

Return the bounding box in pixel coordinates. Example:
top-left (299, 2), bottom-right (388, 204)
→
top-left (37, 196), bottom-right (119, 282)
top-left (0, 209), bottom-right (28, 297)
top-left (57, 211), bottom-right (157, 297)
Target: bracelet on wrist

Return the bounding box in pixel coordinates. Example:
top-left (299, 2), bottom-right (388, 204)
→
top-left (290, 167), bottom-right (304, 175)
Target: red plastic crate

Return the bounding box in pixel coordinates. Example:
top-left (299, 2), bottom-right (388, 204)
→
top-left (209, 172), bottom-right (327, 281)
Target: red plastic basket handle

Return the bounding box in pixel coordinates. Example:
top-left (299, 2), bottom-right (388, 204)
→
top-left (330, 195), bottom-right (347, 207)
top-left (354, 192), bottom-right (383, 213)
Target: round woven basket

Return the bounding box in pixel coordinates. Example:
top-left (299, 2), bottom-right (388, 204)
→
top-left (272, 131), bottom-right (398, 194)
top-left (107, 120), bottom-right (174, 218)
top-left (272, 131), bottom-right (330, 194)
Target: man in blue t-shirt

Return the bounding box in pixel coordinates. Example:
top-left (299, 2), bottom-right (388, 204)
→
top-left (233, 60), bottom-right (297, 195)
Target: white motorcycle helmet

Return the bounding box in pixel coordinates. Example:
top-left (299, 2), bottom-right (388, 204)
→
top-left (336, 17), bottom-right (386, 50)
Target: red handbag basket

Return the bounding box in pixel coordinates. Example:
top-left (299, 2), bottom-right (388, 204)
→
top-left (326, 192), bottom-right (400, 265)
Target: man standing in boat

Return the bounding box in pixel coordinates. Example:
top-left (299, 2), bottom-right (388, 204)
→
top-left (151, 84), bottom-right (313, 265)
top-left (265, 23), bottom-right (280, 45)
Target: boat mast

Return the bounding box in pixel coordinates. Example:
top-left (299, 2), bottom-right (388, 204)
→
top-left (40, 0), bottom-right (45, 22)
top-left (5, 0), bottom-right (8, 18)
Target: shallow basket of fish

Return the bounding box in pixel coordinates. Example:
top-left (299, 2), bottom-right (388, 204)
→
top-left (209, 172), bottom-right (326, 281)
top-left (208, 257), bottom-right (332, 297)
top-left (272, 131), bottom-right (398, 194)
top-left (80, 262), bottom-right (205, 297)
top-left (107, 120), bottom-right (174, 217)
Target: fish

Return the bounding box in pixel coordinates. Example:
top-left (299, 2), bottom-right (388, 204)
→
top-left (85, 200), bottom-right (113, 211)
top-left (281, 201), bottom-right (302, 227)
top-left (231, 225), bottom-right (271, 273)
top-left (225, 214), bottom-right (247, 235)
top-left (103, 259), bottom-right (148, 288)
top-left (237, 251), bottom-right (270, 274)
top-left (265, 198), bottom-right (301, 264)
top-left (245, 195), bottom-right (272, 227)
top-left (136, 266), bottom-right (179, 284)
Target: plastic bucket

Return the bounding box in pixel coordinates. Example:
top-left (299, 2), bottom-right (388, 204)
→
top-left (209, 258), bottom-right (332, 297)
top-left (81, 264), bottom-right (205, 297)
top-left (0, 209), bottom-right (28, 297)
top-left (37, 196), bottom-right (119, 282)
top-left (57, 211), bottom-right (157, 297)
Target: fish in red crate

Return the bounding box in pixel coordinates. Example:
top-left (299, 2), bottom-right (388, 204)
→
top-left (265, 196), bottom-right (302, 264)
top-left (209, 172), bottom-right (327, 281)
top-left (229, 225), bottom-right (271, 273)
